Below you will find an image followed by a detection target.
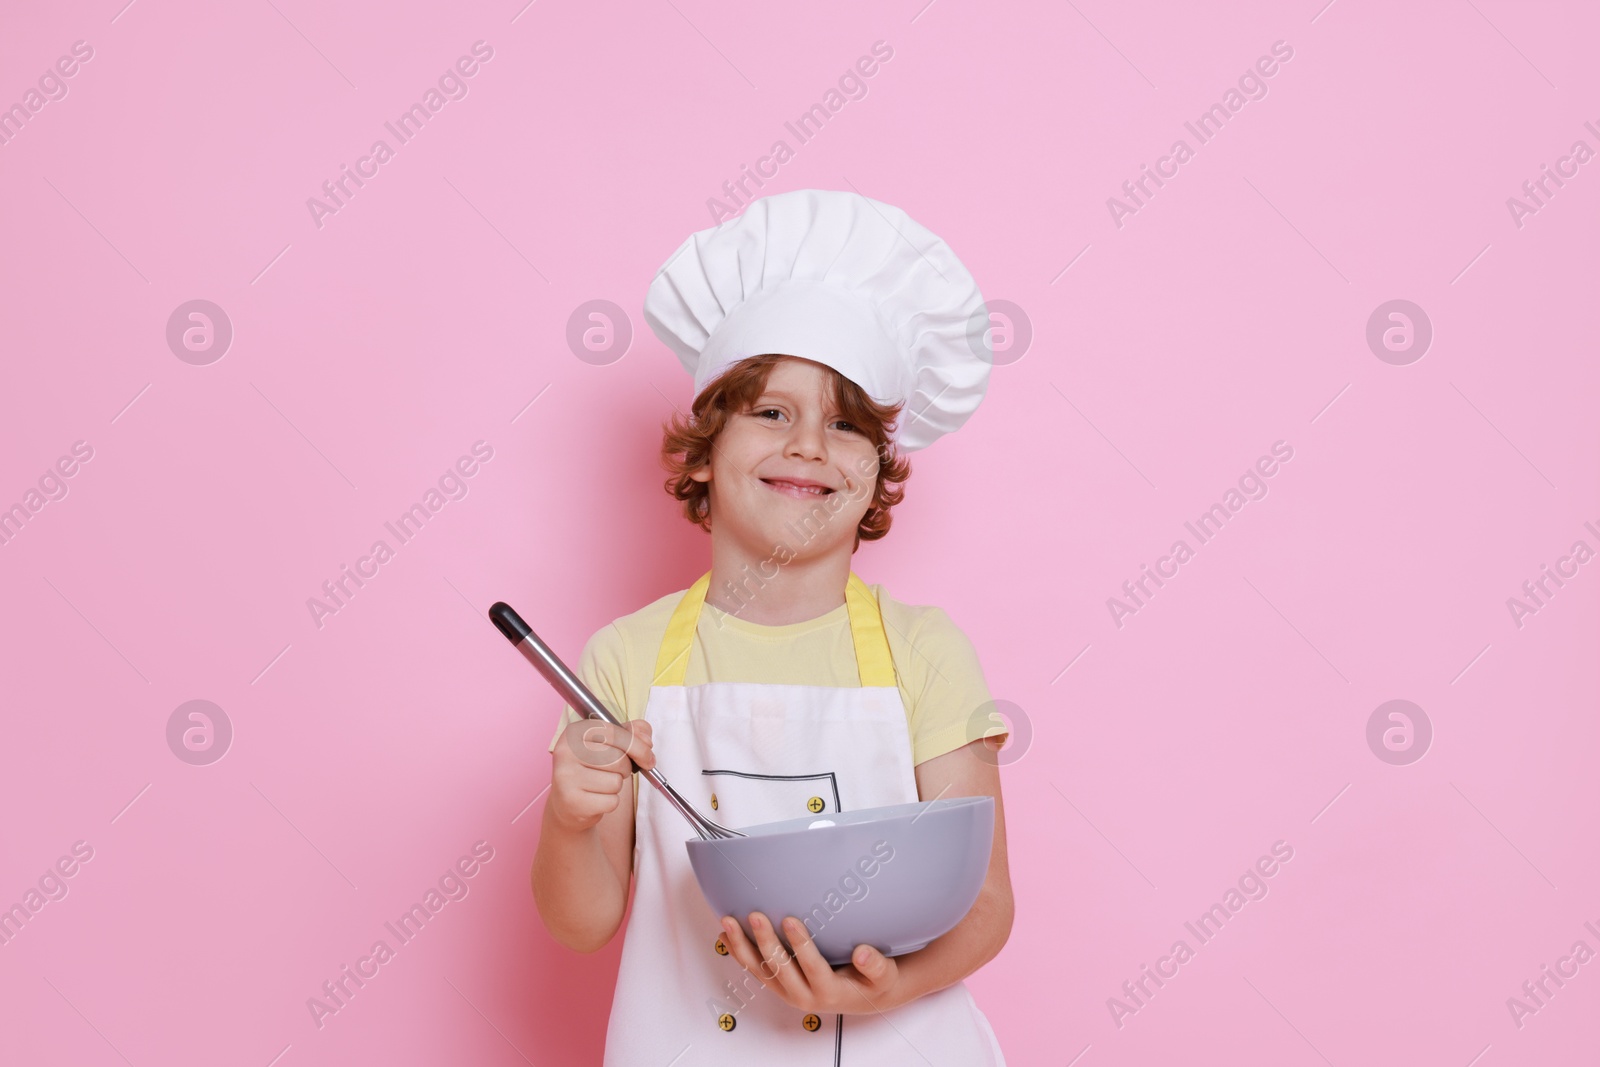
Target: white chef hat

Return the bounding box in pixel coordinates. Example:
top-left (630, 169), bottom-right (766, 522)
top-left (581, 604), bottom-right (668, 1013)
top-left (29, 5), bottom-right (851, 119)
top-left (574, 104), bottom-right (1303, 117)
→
top-left (642, 189), bottom-right (991, 452)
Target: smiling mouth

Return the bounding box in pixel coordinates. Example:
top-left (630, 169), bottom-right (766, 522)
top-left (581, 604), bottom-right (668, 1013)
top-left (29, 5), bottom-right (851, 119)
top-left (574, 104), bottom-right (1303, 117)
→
top-left (761, 478), bottom-right (835, 498)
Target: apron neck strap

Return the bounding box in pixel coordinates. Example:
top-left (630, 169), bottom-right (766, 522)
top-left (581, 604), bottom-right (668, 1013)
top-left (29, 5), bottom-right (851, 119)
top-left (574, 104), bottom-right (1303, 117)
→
top-left (651, 571), bottom-right (897, 689)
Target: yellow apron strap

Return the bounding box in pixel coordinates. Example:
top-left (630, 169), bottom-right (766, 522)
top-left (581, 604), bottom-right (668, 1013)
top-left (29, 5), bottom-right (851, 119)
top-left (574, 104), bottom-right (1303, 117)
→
top-left (652, 572), bottom-right (711, 686)
top-left (650, 570), bottom-right (898, 689)
top-left (845, 572), bottom-right (898, 689)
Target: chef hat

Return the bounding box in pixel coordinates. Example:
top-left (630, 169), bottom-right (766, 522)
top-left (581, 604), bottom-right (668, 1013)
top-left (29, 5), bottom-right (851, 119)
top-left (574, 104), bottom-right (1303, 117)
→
top-left (642, 189), bottom-right (991, 452)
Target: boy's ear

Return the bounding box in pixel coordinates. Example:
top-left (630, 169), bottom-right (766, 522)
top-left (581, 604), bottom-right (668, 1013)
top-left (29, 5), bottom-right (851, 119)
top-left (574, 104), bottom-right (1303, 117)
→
top-left (687, 462), bottom-right (712, 484)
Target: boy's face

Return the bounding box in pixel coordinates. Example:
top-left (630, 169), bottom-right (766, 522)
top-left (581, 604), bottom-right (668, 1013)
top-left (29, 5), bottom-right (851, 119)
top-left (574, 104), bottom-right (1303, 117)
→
top-left (690, 357), bottom-right (880, 557)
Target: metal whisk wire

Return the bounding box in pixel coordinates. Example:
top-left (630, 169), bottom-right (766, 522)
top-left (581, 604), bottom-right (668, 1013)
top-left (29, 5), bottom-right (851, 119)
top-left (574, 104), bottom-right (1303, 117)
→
top-left (490, 602), bottom-right (746, 841)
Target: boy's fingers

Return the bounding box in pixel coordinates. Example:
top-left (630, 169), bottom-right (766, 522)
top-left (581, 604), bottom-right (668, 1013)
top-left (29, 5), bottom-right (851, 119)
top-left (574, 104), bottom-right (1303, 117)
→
top-left (563, 790), bottom-right (618, 820)
top-left (720, 917), bottom-right (775, 990)
top-left (851, 945), bottom-right (896, 991)
top-left (567, 721), bottom-right (645, 772)
top-left (746, 912), bottom-right (805, 999)
top-left (572, 764), bottom-right (625, 795)
top-left (622, 721), bottom-right (655, 769)
top-left (780, 917), bottom-right (834, 988)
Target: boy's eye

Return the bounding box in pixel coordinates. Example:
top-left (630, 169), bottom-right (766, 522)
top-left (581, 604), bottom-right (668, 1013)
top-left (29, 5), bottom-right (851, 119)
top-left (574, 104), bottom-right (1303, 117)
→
top-left (748, 408), bottom-right (859, 432)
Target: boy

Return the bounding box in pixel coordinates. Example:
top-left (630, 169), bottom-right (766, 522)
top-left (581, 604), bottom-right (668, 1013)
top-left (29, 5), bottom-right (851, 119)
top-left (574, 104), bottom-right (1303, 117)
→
top-left (533, 189), bottom-right (1011, 1064)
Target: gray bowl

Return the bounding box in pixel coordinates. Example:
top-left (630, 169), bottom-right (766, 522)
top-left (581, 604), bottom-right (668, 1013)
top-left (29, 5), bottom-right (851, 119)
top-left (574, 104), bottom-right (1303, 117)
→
top-left (686, 795), bottom-right (994, 966)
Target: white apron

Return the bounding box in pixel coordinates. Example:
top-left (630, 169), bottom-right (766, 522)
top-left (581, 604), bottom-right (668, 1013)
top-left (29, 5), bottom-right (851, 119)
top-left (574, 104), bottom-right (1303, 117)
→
top-left (602, 571), bottom-right (1006, 1066)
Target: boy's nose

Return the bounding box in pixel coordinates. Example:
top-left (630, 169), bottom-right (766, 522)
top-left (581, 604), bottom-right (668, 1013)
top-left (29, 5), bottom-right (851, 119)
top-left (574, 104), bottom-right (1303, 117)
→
top-left (783, 417), bottom-right (827, 460)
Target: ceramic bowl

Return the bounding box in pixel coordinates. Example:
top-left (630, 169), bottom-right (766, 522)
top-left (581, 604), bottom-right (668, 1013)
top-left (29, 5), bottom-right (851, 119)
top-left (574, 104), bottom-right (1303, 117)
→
top-left (685, 795), bottom-right (994, 966)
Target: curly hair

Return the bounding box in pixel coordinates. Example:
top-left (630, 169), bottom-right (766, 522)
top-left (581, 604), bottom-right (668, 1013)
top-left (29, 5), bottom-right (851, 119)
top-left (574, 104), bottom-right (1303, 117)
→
top-left (660, 355), bottom-right (913, 549)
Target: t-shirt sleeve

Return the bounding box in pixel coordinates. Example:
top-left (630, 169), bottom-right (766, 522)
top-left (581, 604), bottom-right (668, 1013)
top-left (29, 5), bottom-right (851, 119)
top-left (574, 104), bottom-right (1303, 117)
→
top-left (545, 622), bottom-right (633, 754)
top-left (885, 603), bottom-right (998, 767)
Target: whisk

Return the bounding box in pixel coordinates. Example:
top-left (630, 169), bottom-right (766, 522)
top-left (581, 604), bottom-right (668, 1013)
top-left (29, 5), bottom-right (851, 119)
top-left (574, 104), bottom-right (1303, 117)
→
top-left (490, 602), bottom-right (746, 841)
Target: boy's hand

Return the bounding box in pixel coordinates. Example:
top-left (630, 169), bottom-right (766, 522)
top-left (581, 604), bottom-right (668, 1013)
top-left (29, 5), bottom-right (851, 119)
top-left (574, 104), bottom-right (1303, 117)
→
top-left (718, 911), bottom-right (912, 1015)
top-left (548, 718), bottom-right (654, 833)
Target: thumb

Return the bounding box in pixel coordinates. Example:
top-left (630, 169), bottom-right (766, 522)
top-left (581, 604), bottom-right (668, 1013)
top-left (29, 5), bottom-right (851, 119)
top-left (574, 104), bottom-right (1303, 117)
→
top-left (852, 945), bottom-right (894, 984)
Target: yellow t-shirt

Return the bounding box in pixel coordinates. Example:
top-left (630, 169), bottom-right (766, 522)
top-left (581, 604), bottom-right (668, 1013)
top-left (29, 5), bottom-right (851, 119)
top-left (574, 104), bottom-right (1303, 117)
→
top-left (544, 584), bottom-right (993, 789)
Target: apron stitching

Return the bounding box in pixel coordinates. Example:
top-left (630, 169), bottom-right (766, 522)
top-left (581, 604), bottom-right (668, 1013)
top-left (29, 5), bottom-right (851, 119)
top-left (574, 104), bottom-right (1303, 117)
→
top-left (702, 765), bottom-right (846, 1063)
top-left (612, 577), bottom-right (1000, 1063)
top-left (700, 768), bottom-right (842, 813)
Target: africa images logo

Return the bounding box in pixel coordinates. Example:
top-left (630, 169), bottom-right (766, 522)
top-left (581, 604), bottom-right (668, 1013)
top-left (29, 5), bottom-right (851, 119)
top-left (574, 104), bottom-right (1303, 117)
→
top-left (1107, 841), bottom-right (1295, 1029)
top-left (306, 842), bottom-right (494, 1029)
top-left (305, 441), bottom-right (494, 630)
top-left (1105, 40), bottom-right (1295, 229)
top-left (305, 41), bottom-right (495, 229)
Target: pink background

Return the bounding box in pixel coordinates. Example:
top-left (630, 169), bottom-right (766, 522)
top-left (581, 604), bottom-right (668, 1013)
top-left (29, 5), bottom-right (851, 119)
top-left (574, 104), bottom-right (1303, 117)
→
top-left (2, 0), bottom-right (1596, 1064)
